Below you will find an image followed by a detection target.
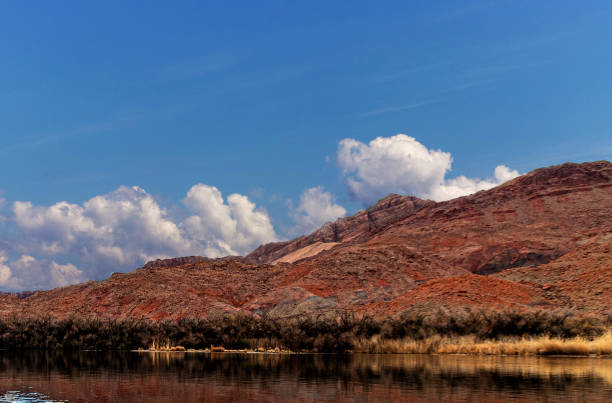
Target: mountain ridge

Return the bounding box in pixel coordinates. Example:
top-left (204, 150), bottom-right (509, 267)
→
top-left (0, 160), bottom-right (610, 320)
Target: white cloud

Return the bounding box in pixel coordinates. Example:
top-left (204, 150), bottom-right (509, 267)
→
top-left (0, 252), bottom-right (82, 290)
top-left (494, 165), bottom-right (520, 183)
top-left (13, 186), bottom-right (191, 268)
top-left (49, 262), bottom-right (85, 287)
top-left (182, 184), bottom-right (277, 256)
top-left (9, 184), bottom-right (278, 289)
top-left (289, 187), bottom-right (346, 235)
top-left (338, 134), bottom-right (519, 204)
top-left (429, 164), bottom-right (520, 201)
top-left (0, 252), bottom-right (12, 285)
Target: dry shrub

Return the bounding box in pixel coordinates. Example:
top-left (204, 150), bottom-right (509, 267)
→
top-left (431, 332), bottom-right (612, 356)
top-left (0, 311), bottom-right (608, 354)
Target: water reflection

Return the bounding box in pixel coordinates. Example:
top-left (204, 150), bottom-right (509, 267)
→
top-left (0, 351), bottom-right (609, 402)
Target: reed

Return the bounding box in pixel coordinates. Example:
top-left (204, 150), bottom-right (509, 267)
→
top-left (354, 331), bottom-right (612, 356)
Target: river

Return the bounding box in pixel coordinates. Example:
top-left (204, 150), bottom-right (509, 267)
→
top-left (0, 351), bottom-right (609, 402)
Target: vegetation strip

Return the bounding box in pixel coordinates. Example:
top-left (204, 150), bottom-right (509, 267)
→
top-left (0, 310), bottom-right (610, 355)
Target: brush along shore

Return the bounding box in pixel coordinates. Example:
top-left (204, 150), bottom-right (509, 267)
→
top-left (353, 331), bottom-right (612, 355)
top-left (0, 310), bottom-right (609, 355)
top-left (142, 332), bottom-right (612, 356)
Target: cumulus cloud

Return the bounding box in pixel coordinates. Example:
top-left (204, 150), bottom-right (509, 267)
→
top-left (13, 186), bottom-right (191, 268)
top-left (49, 262), bottom-right (85, 287)
top-left (338, 134), bottom-right (519, 205)
top-left (429, 164), bottom-right (520, 201)
top-left (182, 184), bottom-right (277, 256)
top-left (289, 187), bottom-right (346, 235)
top-left (0, 252), bottom-right (83, 290)
top-left (9, 184), bottom-right (277, 290)
top-left (0, 252), bottom-right (12, 285)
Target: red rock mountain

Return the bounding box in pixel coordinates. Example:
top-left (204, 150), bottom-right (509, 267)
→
top-left (0, 161), bottom-right (610, 320)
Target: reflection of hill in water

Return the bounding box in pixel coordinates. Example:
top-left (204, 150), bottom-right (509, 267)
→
top-left (0, 351), bottom-right (610, 403)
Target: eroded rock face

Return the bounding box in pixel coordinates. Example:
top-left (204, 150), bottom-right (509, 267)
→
top-left (0, 161), bottom-right (610, 320)
top-left (247, 194), bottom-right (433, 264)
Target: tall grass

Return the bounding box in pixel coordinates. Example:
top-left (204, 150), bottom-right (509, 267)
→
top-left (354, 332), bottom-right (612, 355)
top-left (0, 310), bottom-right (608, 355)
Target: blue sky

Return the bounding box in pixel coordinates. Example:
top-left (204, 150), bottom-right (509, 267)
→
top-left (0, 1), bottom-right (611, 290)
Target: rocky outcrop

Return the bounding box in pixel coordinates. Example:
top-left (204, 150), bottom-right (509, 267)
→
top-left (246, 194), bottom-right (432, 264)
top-left (0, 161), bottom-right (610, 320)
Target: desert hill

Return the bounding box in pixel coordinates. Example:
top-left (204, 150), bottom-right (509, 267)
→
top-left (0, 161), bottom-right (610, 320)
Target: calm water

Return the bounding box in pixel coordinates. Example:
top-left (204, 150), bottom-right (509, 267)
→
top-left (0, 351), bottom-right (609, 403)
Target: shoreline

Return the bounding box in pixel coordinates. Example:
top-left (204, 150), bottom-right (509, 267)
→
top-left (137, 351), bottom-right (612, 357)
top-left (138, 331), bottom-right (612, 357)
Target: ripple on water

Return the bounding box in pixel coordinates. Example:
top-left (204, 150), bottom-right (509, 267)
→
top-left (0, 391), bottom-right (66, 403)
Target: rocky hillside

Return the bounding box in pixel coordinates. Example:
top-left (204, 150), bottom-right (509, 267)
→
top-left (246, 195), bottom-right (433, 264)
top-left (0, 161), bottom-right (610, 320)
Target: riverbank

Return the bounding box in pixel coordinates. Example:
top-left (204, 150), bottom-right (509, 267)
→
top-left (143, 331), bottom-right (612, 357)
top-left (0, 310), bottom-right (609, 355)
top-left (143, 332), bottom-right (612, 356)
